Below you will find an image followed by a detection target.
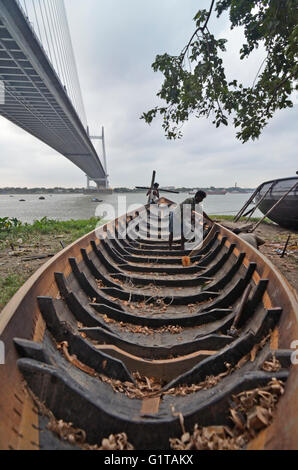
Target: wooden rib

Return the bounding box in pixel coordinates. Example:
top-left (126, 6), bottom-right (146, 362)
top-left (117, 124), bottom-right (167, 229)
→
top-left (217, 223), bottom-right (298, 347)
top-left (0, 201), bottom-right (297, 450)
top-left (94, 344), bottom-right (216, 381)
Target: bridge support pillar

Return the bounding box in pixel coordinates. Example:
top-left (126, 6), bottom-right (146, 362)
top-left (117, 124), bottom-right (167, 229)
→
top-left (89, 126), bottom-right (109, 188)
top-left (85, 176), bottom-right (110, 192)
top-left (86, 175), bottom-right (91, 190)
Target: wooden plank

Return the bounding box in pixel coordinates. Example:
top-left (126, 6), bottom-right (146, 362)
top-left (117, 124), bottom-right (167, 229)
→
top-left (270, 327), bottom-right (279, 350)
top-left (16, 388), bottom-right (39, 450)
top-left (140, 397), bottom-right (160, 416)
top-left (147, 170), bottom-right (156, 204)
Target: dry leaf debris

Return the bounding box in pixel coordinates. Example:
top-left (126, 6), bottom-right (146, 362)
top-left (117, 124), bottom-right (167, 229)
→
top-left (57, 332), bottom-right (278, 402)
top-left (102, 314), bottom-right (183, 335)
top-left (170, 378), bottom-right (285, 450)
top-left (99, 433), bottom-right (135, 450)
top-left (98, 372), bottom-right (164, 399)
top-left (261, 354), bottom-right (281, 372)
top-left (27, 388), bottom-right (134, 450)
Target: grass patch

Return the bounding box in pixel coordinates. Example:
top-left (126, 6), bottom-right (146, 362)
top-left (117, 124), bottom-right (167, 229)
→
top-left (0, 217), bottom-right (104, 310)
top-left (0, 274), bottom-right (25, 310)
top-left (0, 216), bottom-right (103, 248)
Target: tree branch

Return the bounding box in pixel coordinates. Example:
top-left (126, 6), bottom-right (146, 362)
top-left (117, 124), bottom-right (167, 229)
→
top-left (252, 54), bottom-right (269, 88)
top-left (180, 0), bottom-right (216, 63)
top-left (266, 74), bottom-right (292, 112)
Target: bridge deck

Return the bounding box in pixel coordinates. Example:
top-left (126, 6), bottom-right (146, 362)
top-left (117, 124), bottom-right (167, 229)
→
top-left (0, 0), bottom-right (106, 184)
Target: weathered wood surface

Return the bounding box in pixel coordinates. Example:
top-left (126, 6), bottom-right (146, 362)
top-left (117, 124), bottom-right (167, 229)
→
top-left (0, 197), bottom-right (297, 450)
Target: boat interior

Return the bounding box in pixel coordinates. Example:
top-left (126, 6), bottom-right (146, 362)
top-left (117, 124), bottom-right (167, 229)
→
top-left (0, 198), bottom-right (297, 450)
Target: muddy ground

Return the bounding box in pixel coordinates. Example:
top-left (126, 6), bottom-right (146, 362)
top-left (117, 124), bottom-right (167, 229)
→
top-left (0, 233), bottom-right (73, 310)
top-left (219, 220), bottom-right (298, 293)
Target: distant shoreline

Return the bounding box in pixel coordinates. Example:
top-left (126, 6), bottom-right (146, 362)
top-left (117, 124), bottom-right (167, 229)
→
top-left (0, 187), bottom-right (255, 195)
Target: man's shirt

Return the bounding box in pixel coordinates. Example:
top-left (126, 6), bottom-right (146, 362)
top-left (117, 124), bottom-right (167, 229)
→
top-left (179, 197), bottom-right (196, 214)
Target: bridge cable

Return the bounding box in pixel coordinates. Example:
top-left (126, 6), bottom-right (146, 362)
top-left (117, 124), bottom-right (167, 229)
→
top-left (50, 0), bottom-right (73, 102)
top-left (23, 0), bottom-right (29, 18)
top-left (5, 55), bottom-right (88, 150)
top-left (14, 0), bottom-right (89, 137)
top-left (37, 0), bottom-right (53, 65)
top-left (51, 0), bottom-right (78, 113)
top-left (47, 0), bottom-right (69, 95)
top-left (42, 0), bottom-right (61, 81)
top-left (15, 0), bottom-right (77, 140)
top-left (31, 0), bottom-right (43, 44)
top-left (59, 0), bottom-right (87, 126)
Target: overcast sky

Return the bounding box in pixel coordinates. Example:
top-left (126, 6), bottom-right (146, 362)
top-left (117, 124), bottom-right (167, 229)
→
top-left (0, 0), bottom-right (297, 189)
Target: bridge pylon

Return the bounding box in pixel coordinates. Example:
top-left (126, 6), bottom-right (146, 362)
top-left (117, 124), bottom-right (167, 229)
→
top-left (87, 126), bottom-right (109, 189)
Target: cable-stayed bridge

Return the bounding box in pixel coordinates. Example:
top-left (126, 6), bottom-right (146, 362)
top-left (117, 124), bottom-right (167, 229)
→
top-left (0, 0), bottom-right (109, 189)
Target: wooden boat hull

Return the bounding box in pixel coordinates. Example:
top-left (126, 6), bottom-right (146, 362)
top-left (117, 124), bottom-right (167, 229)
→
top-left (0, 198), bottom-right (297, 450)
top-left (255, 177), bottom-right (298, 229)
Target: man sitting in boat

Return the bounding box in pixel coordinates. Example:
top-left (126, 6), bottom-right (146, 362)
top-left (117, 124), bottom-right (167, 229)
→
top-left (169, 190), bottom-right (213, 250)
top-left (146, 183), bottom-right (160, 204)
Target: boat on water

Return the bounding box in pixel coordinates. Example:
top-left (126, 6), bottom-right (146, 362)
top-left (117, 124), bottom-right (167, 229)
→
top-left (254, 176), bottom-right (298, 230)
top-left (0, 197), bottom-right (297, 450)
top-left (206, 190), bottom-right (227, 195)
top-left (189, 189), bottom-right (227, 195)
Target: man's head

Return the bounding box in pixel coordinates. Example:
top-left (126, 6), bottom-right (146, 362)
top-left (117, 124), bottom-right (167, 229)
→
top-left (153, 183), bottom-right (159, 189)
top-left (194, 190), bottom-right (206, 203)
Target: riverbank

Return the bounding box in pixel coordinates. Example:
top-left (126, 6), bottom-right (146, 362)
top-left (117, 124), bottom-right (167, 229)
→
top-left (0, 217), bottom-right (102, 310)
top-left (0, 216), bottom-right (297, 311)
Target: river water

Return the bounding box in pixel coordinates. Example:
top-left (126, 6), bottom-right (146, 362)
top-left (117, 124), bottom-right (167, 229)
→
top-left (0, 192), bottom-right (262, 223)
